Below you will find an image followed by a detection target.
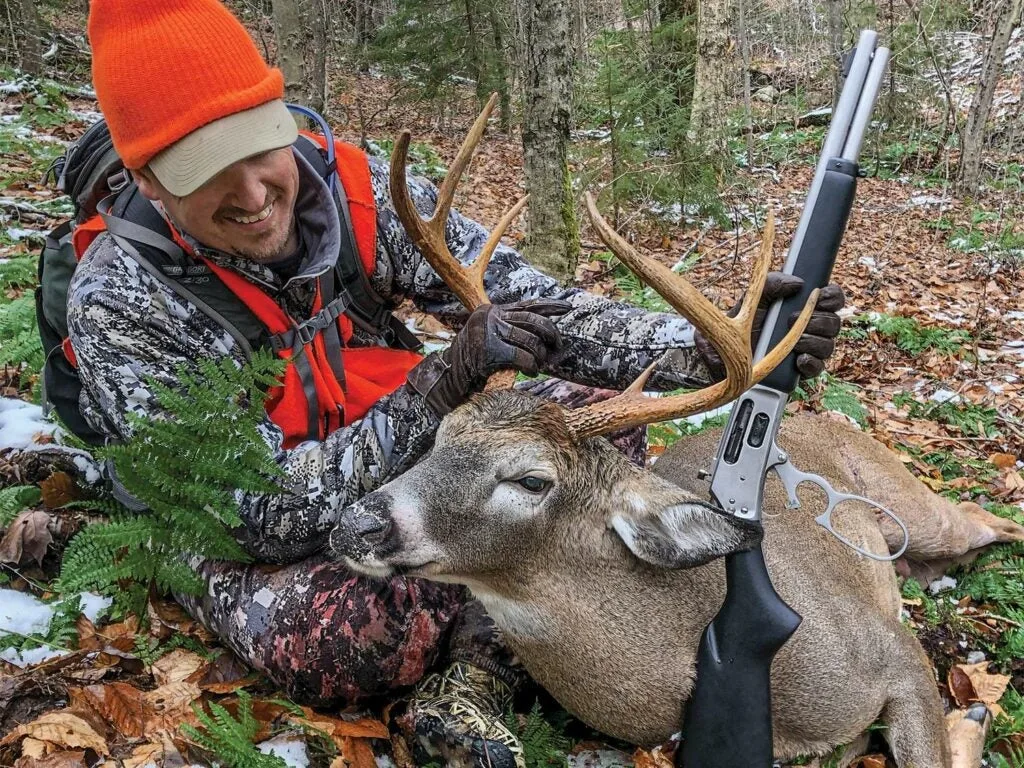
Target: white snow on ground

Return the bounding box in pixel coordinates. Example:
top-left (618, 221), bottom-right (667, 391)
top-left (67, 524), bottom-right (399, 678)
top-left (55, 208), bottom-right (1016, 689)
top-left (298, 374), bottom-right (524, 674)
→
top-left (5, 227), bottom-right (44, 242)
top-left (0, 398), bottom-right (103, 484)
top-left (0, 589), bottom-right (112, 667)
top-left (256, 734), bottom-right (310, 768)
top-left (0, 398), bottom-right (58, 450)
top-left (929, 575), bottom-right (958, 594)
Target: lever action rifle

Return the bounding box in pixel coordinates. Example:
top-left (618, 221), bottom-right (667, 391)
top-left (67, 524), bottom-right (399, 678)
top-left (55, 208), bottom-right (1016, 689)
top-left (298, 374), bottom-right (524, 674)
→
top-left (678, 31), bottom-right (906, 768)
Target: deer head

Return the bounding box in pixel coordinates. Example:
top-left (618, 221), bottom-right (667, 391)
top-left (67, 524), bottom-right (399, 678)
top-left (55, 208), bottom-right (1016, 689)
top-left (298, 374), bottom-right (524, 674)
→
top-left (329, 93), bottom-right (816, 591)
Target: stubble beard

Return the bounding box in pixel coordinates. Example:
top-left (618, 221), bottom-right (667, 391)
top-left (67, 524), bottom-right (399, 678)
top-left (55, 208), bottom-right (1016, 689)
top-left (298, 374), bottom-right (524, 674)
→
top-left (232, 215), bottom-right (298, 264)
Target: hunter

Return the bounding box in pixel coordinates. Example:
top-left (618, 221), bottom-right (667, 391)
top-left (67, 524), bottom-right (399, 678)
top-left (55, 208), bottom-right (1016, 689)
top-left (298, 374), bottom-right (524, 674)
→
top-left (68, 0), bottom-right (845, 765)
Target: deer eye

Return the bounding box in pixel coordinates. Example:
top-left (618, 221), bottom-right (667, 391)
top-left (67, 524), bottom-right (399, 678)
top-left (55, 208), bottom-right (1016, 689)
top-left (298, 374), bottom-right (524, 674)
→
top-left (516, 476), bottom-right (550, 494)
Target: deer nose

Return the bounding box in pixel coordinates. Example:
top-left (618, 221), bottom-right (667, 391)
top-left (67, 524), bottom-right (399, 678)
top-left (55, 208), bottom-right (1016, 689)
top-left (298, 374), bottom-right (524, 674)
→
top-left (352, 511), bottom-right (392, 545)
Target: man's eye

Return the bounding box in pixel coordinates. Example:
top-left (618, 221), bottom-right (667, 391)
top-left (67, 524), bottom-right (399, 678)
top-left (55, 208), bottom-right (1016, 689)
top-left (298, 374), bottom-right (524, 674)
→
top-left (516, 476), bottom-right (550, 493)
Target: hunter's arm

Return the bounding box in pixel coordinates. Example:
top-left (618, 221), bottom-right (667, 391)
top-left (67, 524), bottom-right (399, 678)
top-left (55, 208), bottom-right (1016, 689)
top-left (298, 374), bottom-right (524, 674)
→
top-left (67, 236), bottom-right (440, 564)
top-left (368, 158), bottom-right (717, 391)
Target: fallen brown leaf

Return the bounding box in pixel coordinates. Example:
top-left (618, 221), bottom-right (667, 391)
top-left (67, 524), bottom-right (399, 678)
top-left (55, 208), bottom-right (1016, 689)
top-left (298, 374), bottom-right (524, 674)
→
top-left (953, 661), bottom-right (1010, 715)
top-left (39, 471), bottom-right (79, 509)
top-left (287, 707), bottom-right (389, 742)
top-left (0, 711), bottom-right (108, 755)
top-left (71, 680), bottom-right (202, 739)
top-left (632, 745), bottom-right (674, 768)
top-left (0, 509), bottom-right (53, 566)
top-left (197, 650), bottom-right (258, 692)
top-left (948, 665), bottom-right (977, 708)
top-left (14, 750), bottom-right (89, 768)
top-left (339, 735), bottom-right (379, 768)
top-left (20, 738), bottom-right (48, 758)
top-left (151, 648), bottom-right (206, 686)
top-left (989, 452), bottom-right (1018, 469)
top-left (1003, 470), bottom-right (1024, 491)
top-left (850, 756), bottom-right (887, 768)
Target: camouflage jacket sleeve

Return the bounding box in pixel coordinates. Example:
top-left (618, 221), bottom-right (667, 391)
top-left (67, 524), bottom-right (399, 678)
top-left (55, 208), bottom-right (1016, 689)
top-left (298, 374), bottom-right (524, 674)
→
top-left (67, 236), bottom-right (441, 565)
top-left (366, 157), bottom-right (717, 391)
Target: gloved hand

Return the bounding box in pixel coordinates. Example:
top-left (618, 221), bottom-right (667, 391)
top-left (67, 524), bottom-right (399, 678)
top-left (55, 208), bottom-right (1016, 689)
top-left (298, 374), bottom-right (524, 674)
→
top-left (408, 299), bottom-right (572, 417)
top-left (695, 272), bottom-right (845, 381)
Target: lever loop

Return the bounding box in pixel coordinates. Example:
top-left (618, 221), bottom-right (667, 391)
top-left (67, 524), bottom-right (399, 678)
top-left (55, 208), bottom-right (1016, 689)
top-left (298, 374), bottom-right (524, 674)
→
top-left (771, 459), bottom-right (909, 562)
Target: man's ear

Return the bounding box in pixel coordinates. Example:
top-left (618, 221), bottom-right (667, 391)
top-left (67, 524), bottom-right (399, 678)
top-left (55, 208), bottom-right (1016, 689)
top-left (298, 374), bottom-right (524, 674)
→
top-left (131, 166), bottom-right (161, 201)
top-left (608, 486), bottom-right (763, 569)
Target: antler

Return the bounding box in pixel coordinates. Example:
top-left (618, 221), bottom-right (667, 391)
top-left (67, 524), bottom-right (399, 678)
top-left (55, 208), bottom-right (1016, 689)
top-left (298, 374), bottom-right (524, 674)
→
top-left (564, 193), bottom-right (819, 439)
top-left (389, 93), bottom-right (528, 390)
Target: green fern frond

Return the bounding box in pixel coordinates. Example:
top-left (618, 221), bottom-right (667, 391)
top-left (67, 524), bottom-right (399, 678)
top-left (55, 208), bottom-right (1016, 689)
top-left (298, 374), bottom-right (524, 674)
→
top-left (181, 690), bottom-right (287, 768)
top-left (0, 255), bottom-right (37, 293)
top-left (58, 351), bottom-right (287, 601)
top-left (0, 294), bottom-right (43, 370)
top-left (0, 484), bottom-right (42, 526)
top-left (506, 701), bottom-right (572, 768)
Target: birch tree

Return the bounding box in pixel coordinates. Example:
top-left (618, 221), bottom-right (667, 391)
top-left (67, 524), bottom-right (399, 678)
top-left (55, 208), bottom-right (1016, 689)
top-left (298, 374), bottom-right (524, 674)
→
top-left (957, 0), bottom-right (1023, 194)
top-left (521, 0), bottom-right (579, 280)
top-left (272, 0), bottom-right (328, 116)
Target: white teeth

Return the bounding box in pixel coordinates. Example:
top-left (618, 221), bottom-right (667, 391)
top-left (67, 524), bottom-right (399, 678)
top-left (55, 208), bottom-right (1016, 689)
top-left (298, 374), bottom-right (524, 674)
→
top-left (230, 202), bottom-right (273, 224)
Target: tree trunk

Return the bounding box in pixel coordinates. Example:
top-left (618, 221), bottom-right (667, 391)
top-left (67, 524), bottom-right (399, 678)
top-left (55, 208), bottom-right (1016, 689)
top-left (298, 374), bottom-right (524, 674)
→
top-left (957, 0), bottom-right (1023, 195)
top-left (687, 0), bottom-right (736, 162)
top-left (826, 0), bottom-right (844, 108)
top-left (521, 0), bottom-right (579, 280)
top-left (488, 3), bottom-right (513, 133)
top-left (10, 0), bottom-right (43, 76)
top-left (661, 0), bottom-right (697, 21)
top-left (272, 0), bottom-right (328, 116)
top-left (737, 0), bottom-right (754, 167)
top-left (464, 0), bottom-right (487, 107)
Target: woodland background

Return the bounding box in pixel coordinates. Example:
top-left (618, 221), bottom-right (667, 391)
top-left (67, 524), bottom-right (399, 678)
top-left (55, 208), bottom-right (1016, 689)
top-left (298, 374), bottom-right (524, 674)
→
top-left (0, 0), bottom-right (1023, 766)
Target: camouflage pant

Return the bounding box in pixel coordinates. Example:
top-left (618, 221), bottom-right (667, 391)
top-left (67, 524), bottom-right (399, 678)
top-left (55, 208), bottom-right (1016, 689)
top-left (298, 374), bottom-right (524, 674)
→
top-left (177, 379), bottom-right (646, 705)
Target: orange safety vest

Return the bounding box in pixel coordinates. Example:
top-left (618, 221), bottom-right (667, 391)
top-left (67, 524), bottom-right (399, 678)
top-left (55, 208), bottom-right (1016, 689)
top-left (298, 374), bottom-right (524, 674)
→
top-left (73, 138), bottom-right (423, 449)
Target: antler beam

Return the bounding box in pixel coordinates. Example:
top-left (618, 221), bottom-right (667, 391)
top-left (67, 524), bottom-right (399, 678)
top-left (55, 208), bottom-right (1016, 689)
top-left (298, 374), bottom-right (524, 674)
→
top-left (389, 94), bottom-right (527, 390)
top-left (564, 194), bottom-right (818, 439)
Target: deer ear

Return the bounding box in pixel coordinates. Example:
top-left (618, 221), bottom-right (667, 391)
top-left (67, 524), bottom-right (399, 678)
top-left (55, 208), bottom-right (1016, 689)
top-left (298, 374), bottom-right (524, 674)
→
top-left (609, 498), bottom-right (763, 569)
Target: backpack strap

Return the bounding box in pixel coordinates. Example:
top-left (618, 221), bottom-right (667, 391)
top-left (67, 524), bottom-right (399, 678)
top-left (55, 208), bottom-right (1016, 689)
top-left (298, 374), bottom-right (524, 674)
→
top-left (98, 186), bottom-right (265, 360)
top-left (294, 135), bottom-right (421, 352)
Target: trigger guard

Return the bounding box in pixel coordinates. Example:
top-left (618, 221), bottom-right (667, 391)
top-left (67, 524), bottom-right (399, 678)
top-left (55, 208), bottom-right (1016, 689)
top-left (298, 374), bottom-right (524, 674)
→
top-left (814, 494), bottom-right (909, 562)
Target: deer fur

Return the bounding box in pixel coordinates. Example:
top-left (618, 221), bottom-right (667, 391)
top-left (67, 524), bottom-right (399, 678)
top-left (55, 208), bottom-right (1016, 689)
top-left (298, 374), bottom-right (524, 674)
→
top-left (329, 395), bottom-right (1024, 766)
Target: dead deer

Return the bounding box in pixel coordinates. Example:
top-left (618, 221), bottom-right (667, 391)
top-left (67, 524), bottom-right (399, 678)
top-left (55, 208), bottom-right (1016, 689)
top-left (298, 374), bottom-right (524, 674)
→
top-left (330, 96), bottom-right (1023, 767)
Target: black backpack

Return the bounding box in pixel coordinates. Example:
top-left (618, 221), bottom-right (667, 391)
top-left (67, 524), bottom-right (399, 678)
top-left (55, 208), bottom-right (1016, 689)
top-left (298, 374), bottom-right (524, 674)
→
top-left (37, 115), bottom-right (420, 446)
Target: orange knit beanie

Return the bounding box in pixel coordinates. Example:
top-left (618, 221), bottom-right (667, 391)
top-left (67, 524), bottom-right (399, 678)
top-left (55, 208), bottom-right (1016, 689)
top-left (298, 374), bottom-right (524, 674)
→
top-left (88, 0), bottom-right (285, 169)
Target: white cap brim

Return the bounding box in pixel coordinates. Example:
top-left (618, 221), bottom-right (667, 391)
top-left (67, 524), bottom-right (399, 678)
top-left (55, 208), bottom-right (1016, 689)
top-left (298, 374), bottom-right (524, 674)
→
top-left (148, 99), bottom-right (299, 197)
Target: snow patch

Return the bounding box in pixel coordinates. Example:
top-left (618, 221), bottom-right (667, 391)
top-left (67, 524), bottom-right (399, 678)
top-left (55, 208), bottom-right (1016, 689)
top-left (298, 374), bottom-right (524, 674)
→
top-left (929, 389), bottom-right (961, 404)
top-left (257, 734), bottom-right (310, 768)
top-left (0, 589), bottom-right (112, 668)
top-left (6, 227), bottom-right (44, 243)
top-left (0, 398), bottom-right (58, 450)
top-left (929, 575), bottom-right (957, 594)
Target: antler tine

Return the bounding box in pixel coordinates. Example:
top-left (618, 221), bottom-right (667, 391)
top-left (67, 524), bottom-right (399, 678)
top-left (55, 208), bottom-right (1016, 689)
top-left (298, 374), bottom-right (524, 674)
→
top-left (435, 93), bottom-right (500, 232)
top-left (584, 192), bottom-right (754, 401)
top-left (566, 197), bottom-right (818, 439)
top-left (389, 93), bottom-right (521, 390)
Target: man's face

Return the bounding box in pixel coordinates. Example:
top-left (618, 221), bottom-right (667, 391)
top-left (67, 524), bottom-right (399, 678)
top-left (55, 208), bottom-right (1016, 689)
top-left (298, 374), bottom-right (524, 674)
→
top-left (134, 147), bottom-right (300, 263)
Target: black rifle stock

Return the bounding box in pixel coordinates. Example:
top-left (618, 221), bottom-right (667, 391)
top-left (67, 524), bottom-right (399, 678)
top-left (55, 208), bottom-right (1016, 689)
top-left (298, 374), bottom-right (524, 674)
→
top-left (677, 32), bottom-right (890, 768)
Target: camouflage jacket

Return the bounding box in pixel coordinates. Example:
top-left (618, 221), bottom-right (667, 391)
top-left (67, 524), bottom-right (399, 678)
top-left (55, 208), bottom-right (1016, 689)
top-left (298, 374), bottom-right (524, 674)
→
top-left (67, 150), bottom-right (715, 564)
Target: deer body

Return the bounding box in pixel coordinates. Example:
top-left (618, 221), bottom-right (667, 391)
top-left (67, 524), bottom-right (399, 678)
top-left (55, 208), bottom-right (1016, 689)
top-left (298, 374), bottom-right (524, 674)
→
top-left (361, 99), bottom-right (1024, 765)
top-left (332, 401), bottom-right (961, 765)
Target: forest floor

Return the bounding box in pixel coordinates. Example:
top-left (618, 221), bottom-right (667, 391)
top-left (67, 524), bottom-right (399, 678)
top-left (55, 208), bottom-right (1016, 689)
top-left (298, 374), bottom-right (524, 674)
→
top-left (1, 43), bottom-right (1024, 768)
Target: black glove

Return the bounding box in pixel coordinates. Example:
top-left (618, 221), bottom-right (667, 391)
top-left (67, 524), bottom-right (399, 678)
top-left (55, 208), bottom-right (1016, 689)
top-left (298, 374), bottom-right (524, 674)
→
top-left (695, 272), bottom-right (845, 381)
top-left (407, 299), bottom-right (572, 416)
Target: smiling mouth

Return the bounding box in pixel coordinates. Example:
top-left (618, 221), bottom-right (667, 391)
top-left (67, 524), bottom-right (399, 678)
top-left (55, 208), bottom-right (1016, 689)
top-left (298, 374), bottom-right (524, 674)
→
top-left (227, 202), bottom-right (274, 225)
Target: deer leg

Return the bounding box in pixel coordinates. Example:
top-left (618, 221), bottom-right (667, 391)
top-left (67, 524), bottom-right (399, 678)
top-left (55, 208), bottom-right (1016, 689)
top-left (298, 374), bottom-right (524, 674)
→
top-left (879, 639), bottom-right (952, 768)
top-left (946, 704), bottom-right (991, 768)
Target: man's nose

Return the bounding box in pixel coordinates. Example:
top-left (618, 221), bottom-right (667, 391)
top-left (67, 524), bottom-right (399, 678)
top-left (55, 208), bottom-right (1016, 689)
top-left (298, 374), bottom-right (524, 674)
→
top-left (228, 163), bottom-right (269, 211)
